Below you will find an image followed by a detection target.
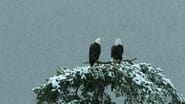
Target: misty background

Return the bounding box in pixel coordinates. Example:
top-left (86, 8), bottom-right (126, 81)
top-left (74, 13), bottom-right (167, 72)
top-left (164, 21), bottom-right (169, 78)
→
top-left (0, 0), bottom-right (185, 104)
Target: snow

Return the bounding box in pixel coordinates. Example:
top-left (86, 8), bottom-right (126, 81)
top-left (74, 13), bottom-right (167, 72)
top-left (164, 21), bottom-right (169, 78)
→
top-left (46, 62), bottom-right (175, 91)
top-left (32, 87), bottom-right (40, 91)
top-left (73, 66), bottom-right (90, 74)
top-left (33, 62), bottom-right (185, 104)
top-left (47, 75), bottom-right (68, 89)
top-left (81, 74), bottom-right (86, 79)
top-left (48, 76), bottom-right (60, 88)
top-left (132, 63), bottom-right (140, 69)
top-left (162, 77), bottom-right (174, 88)
top-left (108, 71), bottom-right (112, 77)
top-left (132, 72), bottom-right (146, 85)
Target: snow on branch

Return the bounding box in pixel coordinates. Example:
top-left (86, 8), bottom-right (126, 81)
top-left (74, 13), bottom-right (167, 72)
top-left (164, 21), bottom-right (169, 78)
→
top-left (33, 62), bottom-right (185, 104)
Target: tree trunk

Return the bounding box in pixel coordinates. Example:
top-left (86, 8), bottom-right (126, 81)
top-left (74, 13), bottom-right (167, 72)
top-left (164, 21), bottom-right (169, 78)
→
top-left (92, 80), bottom-right (105, 104)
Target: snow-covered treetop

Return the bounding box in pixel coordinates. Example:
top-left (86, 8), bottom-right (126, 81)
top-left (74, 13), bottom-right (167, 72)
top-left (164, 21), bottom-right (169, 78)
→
top-left (33, 62), bottom-right (185, 104)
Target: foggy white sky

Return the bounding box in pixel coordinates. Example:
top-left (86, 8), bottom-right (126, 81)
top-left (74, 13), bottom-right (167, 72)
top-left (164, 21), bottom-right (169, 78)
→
top-left (0, 0), bottom-right (185, 104)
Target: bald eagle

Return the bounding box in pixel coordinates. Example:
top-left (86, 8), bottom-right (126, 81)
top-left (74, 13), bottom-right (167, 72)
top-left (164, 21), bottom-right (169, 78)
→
top-left (89, 38), bottom-right (102, 67)
top-left (111, 38), bottom-right (124, 61)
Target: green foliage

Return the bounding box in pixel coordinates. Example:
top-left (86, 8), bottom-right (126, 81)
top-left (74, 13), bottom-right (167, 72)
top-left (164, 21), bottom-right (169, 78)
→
top-left (33, 62), bottom-right (185, 104)
top-left (33, 83), bottom-right (60, 104)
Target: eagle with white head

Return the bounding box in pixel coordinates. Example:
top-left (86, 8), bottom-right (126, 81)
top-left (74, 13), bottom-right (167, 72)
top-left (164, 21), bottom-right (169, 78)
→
top-left (111, 38), bottom-right (124, 61)
top-left (89, 38), bottom-right (102, 67)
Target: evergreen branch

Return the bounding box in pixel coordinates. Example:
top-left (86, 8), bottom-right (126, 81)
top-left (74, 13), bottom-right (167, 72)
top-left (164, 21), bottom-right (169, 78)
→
top-left (33, 62), bottom-right (185, 104)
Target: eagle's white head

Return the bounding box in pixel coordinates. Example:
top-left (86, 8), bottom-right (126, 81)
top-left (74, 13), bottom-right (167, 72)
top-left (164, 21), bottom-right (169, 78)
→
top-left (115, 38), bottom-right (122, 45)
top-left (95, 38), bottom-right (102, 45)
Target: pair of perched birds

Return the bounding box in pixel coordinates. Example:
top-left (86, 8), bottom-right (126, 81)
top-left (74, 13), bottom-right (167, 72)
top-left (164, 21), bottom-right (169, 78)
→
top-left (89, 38), bottom-right (124, 67)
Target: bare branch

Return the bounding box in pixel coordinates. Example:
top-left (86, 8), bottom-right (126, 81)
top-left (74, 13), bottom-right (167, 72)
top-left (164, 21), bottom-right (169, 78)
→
top-left (83, 58), bottom-right (137, 65)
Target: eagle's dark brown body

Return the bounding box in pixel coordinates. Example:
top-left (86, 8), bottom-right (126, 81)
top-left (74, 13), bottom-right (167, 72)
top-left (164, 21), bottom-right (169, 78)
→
top-left (111, 45), bottom-right (124, 61)
top-left (89, 42), bottom-right (101, 67)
